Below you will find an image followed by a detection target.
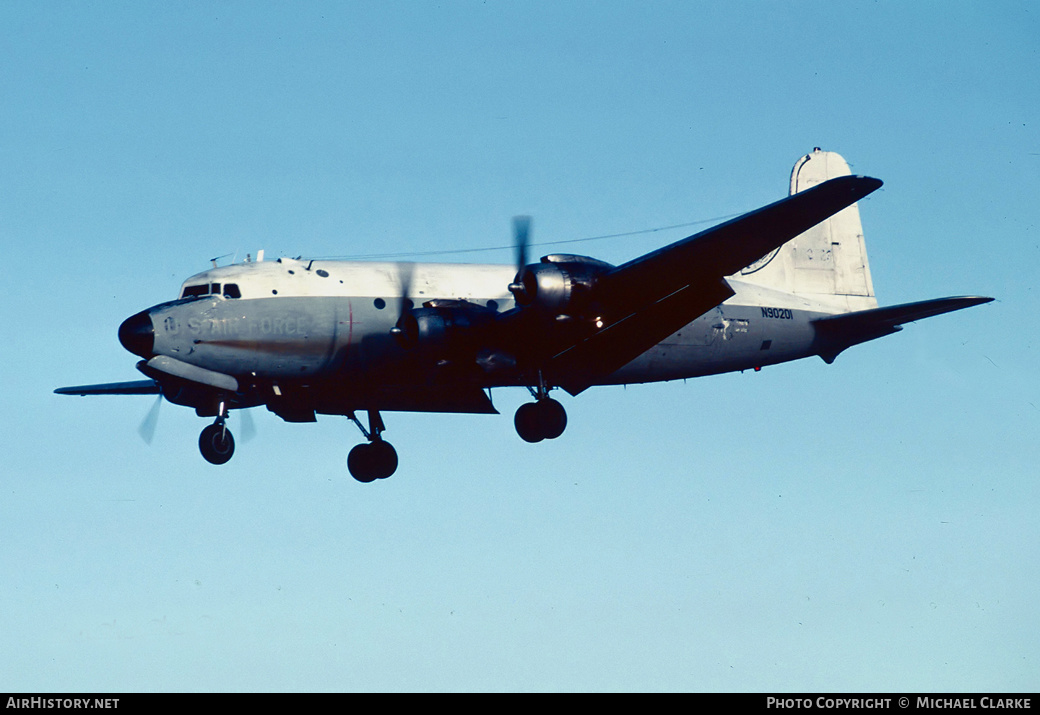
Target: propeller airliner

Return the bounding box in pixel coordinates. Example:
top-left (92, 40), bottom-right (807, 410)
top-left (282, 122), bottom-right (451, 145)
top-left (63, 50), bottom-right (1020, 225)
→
top-left (56, 150), bottom-right (992, 482)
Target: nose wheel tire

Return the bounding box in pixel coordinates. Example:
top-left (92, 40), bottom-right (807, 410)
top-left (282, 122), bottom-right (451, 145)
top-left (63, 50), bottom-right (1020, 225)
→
top-left (348, 440), bottom-right (398, 482)
top-left (199, 423), bottom-right (235, 465)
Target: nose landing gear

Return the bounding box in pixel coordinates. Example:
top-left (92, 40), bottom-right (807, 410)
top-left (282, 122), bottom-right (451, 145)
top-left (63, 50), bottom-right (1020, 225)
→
top-left (199, 398), bottom-right (235, 465)
top-left (199, 421), bottom-right (235, 464)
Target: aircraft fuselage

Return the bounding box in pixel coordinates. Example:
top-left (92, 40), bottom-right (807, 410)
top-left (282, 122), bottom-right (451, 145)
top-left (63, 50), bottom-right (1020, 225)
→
top-left (131, 258), bottom-right (841, 396)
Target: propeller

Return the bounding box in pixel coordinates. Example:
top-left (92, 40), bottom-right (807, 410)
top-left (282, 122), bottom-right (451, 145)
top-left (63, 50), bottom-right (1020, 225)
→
top-left (509, 215), bottom-right (533, 303)
top-left (389, 262), bottom-right (418, 349)
top-left (138, 393), bottom-right (163, 445)
top-left (513, 215), bottom-right (530, 274)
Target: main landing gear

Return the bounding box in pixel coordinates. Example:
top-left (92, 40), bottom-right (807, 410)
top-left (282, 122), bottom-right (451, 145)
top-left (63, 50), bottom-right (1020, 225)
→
top-left (199, 399), bottom-right (235, 465)
top-left (347, 410), bottom-right (398, 483)
top-left (193, 391), bottom-right (563, 477)
top-left (514, 376), bottom-right (567, 443)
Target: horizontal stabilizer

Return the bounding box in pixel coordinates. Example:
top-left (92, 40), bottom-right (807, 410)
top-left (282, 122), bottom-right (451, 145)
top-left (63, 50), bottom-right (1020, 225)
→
top-left (812, 296), bottom-right (993, 363)
top-left (55, 380), bottom-right (161, 396)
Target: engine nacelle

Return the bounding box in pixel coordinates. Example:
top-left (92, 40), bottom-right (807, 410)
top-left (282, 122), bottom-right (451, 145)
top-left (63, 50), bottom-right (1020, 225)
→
top-left (392, 300), bottom-right (494, 353)
top-left (509, 255), bottom-right (613, 317)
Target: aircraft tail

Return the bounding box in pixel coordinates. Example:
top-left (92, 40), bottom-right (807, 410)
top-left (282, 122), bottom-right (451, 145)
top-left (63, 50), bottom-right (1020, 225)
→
top-left (738, 148), bottom-right (878, 312)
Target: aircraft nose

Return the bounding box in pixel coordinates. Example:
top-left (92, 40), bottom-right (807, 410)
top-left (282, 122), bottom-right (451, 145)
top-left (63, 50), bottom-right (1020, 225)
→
top-left (118, 310), bottom-right (154, 358)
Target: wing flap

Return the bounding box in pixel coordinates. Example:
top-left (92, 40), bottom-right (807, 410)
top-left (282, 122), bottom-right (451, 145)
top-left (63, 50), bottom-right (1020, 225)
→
top-left (364, 385), bottom-right (499, 415)
top-left (310, 383), bottom-right (500, 416)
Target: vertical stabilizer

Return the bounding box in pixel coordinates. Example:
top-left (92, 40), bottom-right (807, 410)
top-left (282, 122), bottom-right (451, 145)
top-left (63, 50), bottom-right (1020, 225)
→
top-left (738, 149), bottom-right (877, 312)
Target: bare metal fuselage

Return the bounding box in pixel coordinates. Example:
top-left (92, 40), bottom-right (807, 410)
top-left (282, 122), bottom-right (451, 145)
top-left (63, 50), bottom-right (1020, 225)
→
top-left (151, 258), bottom-right (845, 394)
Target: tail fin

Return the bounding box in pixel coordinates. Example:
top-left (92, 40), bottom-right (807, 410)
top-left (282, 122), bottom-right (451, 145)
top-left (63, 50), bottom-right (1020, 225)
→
top-left (739, 149), bottom-right (877, 311)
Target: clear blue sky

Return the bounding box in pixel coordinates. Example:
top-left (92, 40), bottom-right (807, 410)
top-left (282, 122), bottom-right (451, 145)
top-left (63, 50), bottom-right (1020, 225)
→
top-left (2, 0), bottom-right (1036, 692)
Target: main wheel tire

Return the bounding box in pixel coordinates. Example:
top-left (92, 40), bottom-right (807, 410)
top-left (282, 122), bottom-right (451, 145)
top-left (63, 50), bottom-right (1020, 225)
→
top-left (514, 402), bottom-right (545, 443)
top-left (348, 441), bottom-right (398, 482)
top-left (538, 398), bottom-right (567, 440)
top-left (368, 440), bottom-right (398, 480)
top-left (199, 423), bottom-right (235, 465)
top-left (348, 443), bottom-right (378, 483)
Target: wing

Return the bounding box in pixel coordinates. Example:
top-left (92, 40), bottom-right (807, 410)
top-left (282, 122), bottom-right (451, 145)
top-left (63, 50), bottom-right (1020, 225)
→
top-left (811, 295), bottom-right (994, 363)
top-left (544, 174), bottom-right (884, 394)
top-left (55, 380), bottom-right (161, 396)
top-left (348, 385), bottom-right (499, 415)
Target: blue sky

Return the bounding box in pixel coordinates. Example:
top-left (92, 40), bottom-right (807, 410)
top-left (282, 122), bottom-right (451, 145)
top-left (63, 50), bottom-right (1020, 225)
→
top-left (1, 1), bottom-right (1037, 692)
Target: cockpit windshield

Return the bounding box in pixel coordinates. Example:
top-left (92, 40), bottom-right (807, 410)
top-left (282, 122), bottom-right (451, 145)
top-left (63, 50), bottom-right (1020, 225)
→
top-left (180, 283), bottom-right (241, 299)
top-left (181, 284), bottom-right (210, 299)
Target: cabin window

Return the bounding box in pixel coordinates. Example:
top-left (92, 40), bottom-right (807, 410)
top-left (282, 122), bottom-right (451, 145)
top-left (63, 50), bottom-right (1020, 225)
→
top-left (223, 283), bottom-right (241, 299)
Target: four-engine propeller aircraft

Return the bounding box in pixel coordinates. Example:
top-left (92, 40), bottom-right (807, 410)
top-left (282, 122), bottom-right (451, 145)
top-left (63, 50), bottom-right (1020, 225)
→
top-left (56, 150), bottom-right (992, 482)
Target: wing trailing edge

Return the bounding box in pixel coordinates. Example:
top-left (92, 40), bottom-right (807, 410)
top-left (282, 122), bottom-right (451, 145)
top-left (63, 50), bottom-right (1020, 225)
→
top-left (811, 295), bottom-right (994, 363)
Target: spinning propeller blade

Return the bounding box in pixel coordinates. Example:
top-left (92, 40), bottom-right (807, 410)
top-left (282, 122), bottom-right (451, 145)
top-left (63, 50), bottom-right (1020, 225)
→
top-left (390, 263), bottom-right (418, 349)
top-left (138, 394), bottom-right (162, 445)
top-left (509, 215), bottom-right (532, 300)
top-left (513, 215), bottom-right (531, 274)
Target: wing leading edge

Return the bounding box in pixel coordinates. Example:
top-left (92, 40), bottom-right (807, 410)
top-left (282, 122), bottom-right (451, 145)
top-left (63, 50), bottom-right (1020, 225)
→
top-left (546, 174), bottom-right (885, 394)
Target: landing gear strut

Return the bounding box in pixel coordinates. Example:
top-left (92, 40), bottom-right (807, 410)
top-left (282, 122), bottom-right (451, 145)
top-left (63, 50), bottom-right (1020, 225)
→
top-left (514, 374), bottom-right (567, 443)
top-left (347, 410), bottom-right (398, 483)
top-left (199, 399), bottom-right (235, 465)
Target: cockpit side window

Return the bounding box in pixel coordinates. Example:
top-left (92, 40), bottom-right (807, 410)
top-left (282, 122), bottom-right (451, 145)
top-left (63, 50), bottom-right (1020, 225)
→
top-left (181, 284), bottom-right (209, 299)
top-left (223, 283), bottom-right (241, 299)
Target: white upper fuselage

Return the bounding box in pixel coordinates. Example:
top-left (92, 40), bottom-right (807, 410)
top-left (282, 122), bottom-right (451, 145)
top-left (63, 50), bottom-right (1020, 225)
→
top-left (180, 257), bottom-right (875, 310)
top-left (180, 257), bottom-right (518, 304)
